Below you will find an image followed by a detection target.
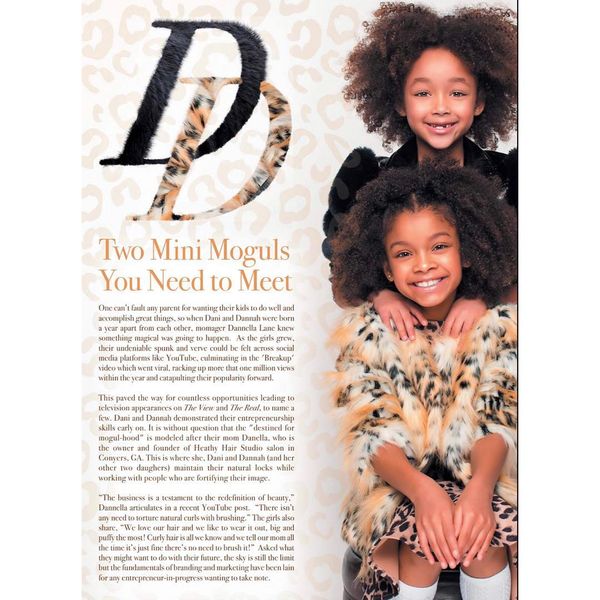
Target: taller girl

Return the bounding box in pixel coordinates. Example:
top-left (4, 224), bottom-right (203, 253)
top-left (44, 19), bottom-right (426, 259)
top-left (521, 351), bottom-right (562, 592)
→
top-left (323, 3), bottom-right (517, 338)
top-left (345, 3), bottom-right (516, 166)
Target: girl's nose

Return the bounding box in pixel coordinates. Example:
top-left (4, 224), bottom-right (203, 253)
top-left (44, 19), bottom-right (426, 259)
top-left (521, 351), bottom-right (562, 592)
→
top-left (433, 93), bottom-right (449, 115)
top-left (414, 256), bottom-right (435, 272)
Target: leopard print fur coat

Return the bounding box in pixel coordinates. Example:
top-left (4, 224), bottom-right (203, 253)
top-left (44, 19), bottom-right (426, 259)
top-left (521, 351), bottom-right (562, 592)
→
top-left (331, 303), bottom-right (517, 577)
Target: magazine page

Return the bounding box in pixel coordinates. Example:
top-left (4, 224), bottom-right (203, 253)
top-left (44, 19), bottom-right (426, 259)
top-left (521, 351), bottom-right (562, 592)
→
top-left (82, 1), bottom-right (517, 598)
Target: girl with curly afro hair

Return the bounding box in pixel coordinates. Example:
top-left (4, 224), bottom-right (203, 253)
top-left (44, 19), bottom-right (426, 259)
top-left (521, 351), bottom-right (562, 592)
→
top-left (331, 164), bottom-right (517, 309)
top-left (344, 3), bottom-right (517, 153)
top-left (330, 164), bottom-right (518, 600)
top-left (323, 3), bottom-right (517, 342)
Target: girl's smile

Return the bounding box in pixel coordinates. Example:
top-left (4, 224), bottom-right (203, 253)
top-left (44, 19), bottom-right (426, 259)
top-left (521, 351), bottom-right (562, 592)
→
top-left (411, 276), bottom-right (447, 289)
top-left (425, 121), bottom-right (458, 134)
top-left (384, 208), bottom-right (463, 321)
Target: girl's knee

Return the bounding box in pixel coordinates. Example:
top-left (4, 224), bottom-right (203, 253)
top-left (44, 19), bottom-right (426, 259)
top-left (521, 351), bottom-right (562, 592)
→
top-left (398, 543), bottom-right (442, 587)
top-left (461, 545), bottom-right (508, 578)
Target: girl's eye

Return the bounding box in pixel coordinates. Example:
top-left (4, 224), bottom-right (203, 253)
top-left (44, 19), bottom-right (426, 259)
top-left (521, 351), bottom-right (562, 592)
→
top-left (395, 251), bottom-right (411, 258)
top-left (451, 91), bottom-right (467, 97)
top-left (433, 244), bottom-right (449, 251)
top-left (414, 91), bottom-right (430, 97)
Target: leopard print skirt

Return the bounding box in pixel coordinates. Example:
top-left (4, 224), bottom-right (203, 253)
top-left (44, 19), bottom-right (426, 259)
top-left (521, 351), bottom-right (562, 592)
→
top-left (363, 481), bottom-right (518, 600)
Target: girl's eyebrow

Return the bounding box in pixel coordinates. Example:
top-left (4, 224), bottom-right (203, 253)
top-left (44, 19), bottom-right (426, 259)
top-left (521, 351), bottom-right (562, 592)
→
top-left (389, 232), bottom-right (451, 248)
top-left (409, 77), bottom-right (470, 84)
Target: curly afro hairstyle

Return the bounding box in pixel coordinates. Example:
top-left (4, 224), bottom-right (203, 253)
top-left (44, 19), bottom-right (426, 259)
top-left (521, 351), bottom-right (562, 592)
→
top-left (344, 2), bottom-right (517, 149)
top-left (330, 163), bottom-right (517, 307)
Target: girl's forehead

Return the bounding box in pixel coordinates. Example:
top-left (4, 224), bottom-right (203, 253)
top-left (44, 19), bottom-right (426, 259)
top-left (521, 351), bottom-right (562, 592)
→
top-left (392, 207), bottom-right (454, 229)
top-left (408, 47), bottom-right (475, 79)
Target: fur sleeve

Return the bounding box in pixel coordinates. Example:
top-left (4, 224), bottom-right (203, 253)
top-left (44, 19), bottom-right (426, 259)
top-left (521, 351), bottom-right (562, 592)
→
top-left (472, 305), bottom-right (518, 495)
top-left (331, 306), bottom-right (418, 496)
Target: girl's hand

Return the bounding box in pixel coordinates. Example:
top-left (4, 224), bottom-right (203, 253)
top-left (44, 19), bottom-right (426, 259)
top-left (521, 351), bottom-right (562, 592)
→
top-left (441, 297), bottom-right (487, 338)
top-left (371, 289), bottom-right (427, 341)
top-left (413, 478), bottom-right (460, 569)
top-left (453, 480), bottom-right (496, 567)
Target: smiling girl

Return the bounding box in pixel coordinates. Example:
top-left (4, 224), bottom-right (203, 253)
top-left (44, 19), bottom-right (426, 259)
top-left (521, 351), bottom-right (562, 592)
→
top-left (330, 164), bottom-right (517, 600)
top-left (323, 3), bottom-right (517, 340)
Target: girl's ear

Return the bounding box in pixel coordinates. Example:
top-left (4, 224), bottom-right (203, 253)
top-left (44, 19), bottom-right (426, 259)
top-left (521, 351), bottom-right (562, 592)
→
top-left (395, 102), bottom-right (407, 117)
top-left (383, 262), bottom-right (394, 281)
top-left (462, 258), bottom-right (471, 268)
top-left (474, 92), bottom-right (485, 116)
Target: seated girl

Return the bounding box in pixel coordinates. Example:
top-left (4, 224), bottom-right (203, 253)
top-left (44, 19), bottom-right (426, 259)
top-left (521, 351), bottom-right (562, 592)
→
top-left (330, 164), bottom-right (517, 600)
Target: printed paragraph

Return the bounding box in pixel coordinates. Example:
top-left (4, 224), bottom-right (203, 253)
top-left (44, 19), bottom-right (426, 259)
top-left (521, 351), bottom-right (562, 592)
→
top-left (98, 392), bottom-right (296, 485)
top-left (97, 492), bottom-right (295, 584)
top-left (97, 302), bottom-right (296, 384)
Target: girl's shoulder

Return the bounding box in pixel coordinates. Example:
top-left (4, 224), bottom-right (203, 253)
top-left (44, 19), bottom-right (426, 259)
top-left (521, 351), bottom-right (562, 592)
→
top-left (481, 146), bottom-right (517, 183)
top-left (478, 303), bottom-right (517, 326)
top-left (470, 303), bottom-right (517, 347)
top-left (331, 303), bottom-right (384, 346)
top-left (464, 137), bottom-right (516, 173)
top-left (382, 137), bottom-right (418, 169)
top-left (464, 139), bottom-right (518, 208)
top-left (330, 303), bottom-right (399, 362)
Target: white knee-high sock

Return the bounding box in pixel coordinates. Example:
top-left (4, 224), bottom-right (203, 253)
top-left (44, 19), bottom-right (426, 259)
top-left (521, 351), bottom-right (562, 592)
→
top-left (394, 578), bottom-right (439, 600)
top-left (459, 563), bottom-right (511, 600)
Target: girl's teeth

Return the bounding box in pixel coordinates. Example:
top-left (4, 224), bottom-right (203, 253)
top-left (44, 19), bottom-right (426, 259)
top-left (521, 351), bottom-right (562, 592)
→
top-left (414, 279), bottom-right (441, 288)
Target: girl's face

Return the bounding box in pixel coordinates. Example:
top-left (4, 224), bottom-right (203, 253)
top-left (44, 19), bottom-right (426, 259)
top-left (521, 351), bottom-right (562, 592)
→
top-left (398, 47), bottom-right (484, 162)
top-left (384, 207), bottom-right (463, 321)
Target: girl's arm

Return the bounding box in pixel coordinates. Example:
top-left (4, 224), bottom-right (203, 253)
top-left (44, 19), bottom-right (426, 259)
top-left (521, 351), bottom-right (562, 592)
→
top-left (455, 305), bottom-right (518, 565)
top-left (470, 433), bottom-right (509, 491)
top-left (372, 444), bottom-right (459, 569)
top-left (453, 434), bottom-right (508, 566)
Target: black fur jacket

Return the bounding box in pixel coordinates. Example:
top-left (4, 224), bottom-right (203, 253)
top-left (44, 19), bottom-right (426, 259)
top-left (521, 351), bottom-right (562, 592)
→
top-left (322, 137), bottom-right (517, 259)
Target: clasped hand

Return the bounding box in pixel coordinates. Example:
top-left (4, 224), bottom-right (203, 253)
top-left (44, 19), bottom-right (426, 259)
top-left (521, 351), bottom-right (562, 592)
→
top-left (413, 478), bottom-right (495, 569)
